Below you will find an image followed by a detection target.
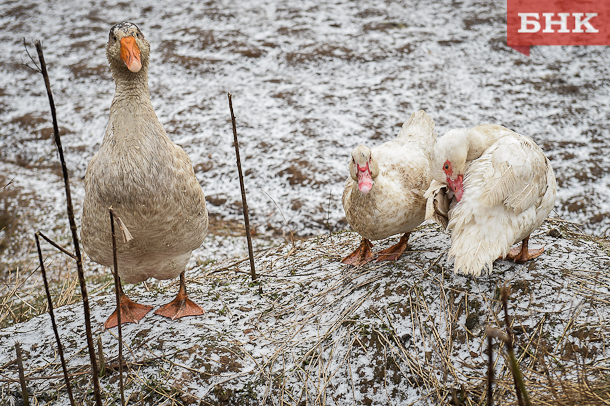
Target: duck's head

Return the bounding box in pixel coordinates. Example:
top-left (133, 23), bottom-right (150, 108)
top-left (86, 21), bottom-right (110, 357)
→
top-left (349, 145), bottom-right (379, 194)
top-left (106, 22), bottom-right (150, 74)
top-left (432, 129), bottom-right (469, 202)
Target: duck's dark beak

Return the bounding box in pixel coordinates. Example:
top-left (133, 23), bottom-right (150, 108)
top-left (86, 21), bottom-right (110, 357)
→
top-left (120, 36), bottom-right (142, 72)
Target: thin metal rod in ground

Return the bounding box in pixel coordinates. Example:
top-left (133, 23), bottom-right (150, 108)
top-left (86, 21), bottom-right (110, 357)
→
top-left (35, 232), bottom-right (76, 406)
top-left (34, 40), bottom-right (102, 406)
top-left (502, 287), bottom-right (530, 406)
top-left (487, 334), bottom-right (493, 406)
top-left (109, 208), bottom-right (126, 406)
top-left (15, 342), bottom-right (29, 406)
top-left (227, 93), bottom-right (257, 282)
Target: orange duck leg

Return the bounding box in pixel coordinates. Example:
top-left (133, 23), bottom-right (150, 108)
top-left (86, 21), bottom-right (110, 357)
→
top-left (505, 235), bottom-right (545, 263)
top-left (376, 233), bottom-right (410, 262)
top-left (154, 272), bottom-right (205, 320)
top-left (104, 284), bottom-right (153, 329)
top-left (342, 238), bottom-right (375, 266)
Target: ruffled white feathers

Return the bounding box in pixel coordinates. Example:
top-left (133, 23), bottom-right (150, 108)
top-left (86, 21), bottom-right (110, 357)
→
top-left (426, 125), bottom-right (556, 276)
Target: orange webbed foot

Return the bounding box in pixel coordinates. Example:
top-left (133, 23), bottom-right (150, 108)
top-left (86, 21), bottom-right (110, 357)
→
top-left (376, 233), bottom-right (410, 262)
top-left (341, 238), bottom-right (374, 266)
top-left (154, 272), bottom-right (205, 320)
top-left (104, 295), bottom-right (153, 329)
top-left (154, 295), bottom-right (205, 320)
top-left (506, 246), bottom-right (545, 263)
top-left (503, 235), bottom-right (545, 264)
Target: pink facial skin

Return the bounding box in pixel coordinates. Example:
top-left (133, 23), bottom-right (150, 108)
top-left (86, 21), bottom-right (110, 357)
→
top-left (443, 160), bottom-right (464, 202)
top-left (357, 163), bottom-right (373, 194)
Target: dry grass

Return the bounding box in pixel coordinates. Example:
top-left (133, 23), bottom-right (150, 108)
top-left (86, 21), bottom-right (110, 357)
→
top-left (0, 249), bottom-right (86, 329)
top-left (0, 221), bottom-right (608, 405)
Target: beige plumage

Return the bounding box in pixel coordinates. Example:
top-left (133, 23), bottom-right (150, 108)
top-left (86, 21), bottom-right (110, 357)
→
top-left (81, 22), bottom-right (208, 328)
top-left (341, 110), bottom-right (436, 265)
top-left (425, 124), bottom-right (557, 275)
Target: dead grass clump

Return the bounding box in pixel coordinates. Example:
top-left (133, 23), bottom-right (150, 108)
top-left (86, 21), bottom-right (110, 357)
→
top-left (0, 253), bottom-right (83, 329)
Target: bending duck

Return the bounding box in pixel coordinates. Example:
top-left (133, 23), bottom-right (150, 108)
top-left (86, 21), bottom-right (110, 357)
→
top-left (81, 22), bottom-right (208, 328)
top-left (342, 110), bottom-right (436, 265)
top-left (425, 124), bottom-right (556, 276)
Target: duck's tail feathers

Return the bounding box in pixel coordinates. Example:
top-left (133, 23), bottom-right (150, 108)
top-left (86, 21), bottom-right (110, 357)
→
top-left (447, 212), bottom-right (515, 276)
top-left (397, 110), bottom-right (437, 154)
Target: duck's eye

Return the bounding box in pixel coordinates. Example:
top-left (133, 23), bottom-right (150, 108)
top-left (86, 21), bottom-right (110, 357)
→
top-left (113, 35), bottom-right (117, 41)
top-left (352, 157), bottom-right (355, 163)
top-left (136, 32), bottom-right (142, 39)
top-left (444, 163), bottom-right (449, 170)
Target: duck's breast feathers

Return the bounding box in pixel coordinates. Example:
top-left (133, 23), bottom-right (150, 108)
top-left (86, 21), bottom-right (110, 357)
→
top-left (373, 143), bottom-right (431, 191)
top-left (467, 134), bottom-right (554, 214)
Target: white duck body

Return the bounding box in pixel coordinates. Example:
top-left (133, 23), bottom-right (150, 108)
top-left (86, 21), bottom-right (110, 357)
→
top-left (343, 110), bottom-right (436, 241)
top-left (429, 124), bottom-right (556, 276)
top-left (81, 23), bottom-right (208, 285)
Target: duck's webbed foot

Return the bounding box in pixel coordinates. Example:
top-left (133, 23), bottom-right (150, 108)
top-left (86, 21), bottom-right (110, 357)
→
top-left (505, 235), bottom-right (545, 263)
top-left (154, 272), bottom-right (205, 320)
top-left (104, 292), bottom-right (153, 329)
top-left (341, 238), bottom-right (374, 266)
top-left (376, 233), bottom-right (410, 262)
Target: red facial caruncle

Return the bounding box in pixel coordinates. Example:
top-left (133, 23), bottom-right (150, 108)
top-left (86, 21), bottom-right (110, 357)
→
top-left (443, 160), bottom-right (464, 201)
top-left (355, 158), bottom-right (373, 194)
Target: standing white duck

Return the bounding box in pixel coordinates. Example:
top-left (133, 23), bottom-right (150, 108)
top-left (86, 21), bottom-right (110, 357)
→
top-left (81, 22), bottom-right (208, 328)
top-left (341, 110), bottom-right (436, 265)
top-left (425, 124), bottom-right (556, 276)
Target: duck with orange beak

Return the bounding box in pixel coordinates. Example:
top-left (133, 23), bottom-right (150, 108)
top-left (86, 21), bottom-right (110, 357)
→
top-left (82, 22), bottom-right (209, 328)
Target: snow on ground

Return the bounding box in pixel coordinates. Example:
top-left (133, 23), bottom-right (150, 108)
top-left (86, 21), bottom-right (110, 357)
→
top-left (0, 1), bottom-right (609, 403)
top-left (1, 0), bottom-right (609, 263)
top-left (0, 222), bottom-right (608, 404)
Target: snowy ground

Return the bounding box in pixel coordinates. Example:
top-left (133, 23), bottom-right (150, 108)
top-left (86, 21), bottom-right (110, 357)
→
top-left (0, 1), bottom-right (609, 404)
top-left (0, 222), bottom-right (608, 405)
top-left (1, 0), bottom-right (610, 266)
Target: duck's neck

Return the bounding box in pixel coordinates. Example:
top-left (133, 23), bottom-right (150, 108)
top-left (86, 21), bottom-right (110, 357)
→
top-left (465, 126), bottom-right (510, 161)
top-left (105, 60), bottom-right (166, 147)
top-left (109, 61), bottom-right (153, 110)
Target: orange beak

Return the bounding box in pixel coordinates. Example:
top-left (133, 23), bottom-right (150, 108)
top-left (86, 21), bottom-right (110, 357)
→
top-left (120, 36), bottom-right (142, 73)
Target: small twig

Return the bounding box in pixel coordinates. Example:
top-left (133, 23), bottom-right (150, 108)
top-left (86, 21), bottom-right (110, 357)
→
top-left (97, 337), bottom-right (106, 378)
top-left (113, 213), bottom-right (133, 243)
top-left (0, 178), bottom-right (14, 193)
top-left (15, 342), bottom-right (29, 406)
top-left (22, 38), bottom-right (41, 72)
top-left (109, 207), bottom-right (126, 406)
top-left (227, 93), bottom-right (257, 283)
top-left (487, 333), bottom-right (494, 406)
top-left (260, 188), bottom-right (295, 249)
top-left (326, 189), bottom-right (332, 232)
top-left (35, 232), bottom-right (75, 406)
top-left (502, 287), bottom-right (531, 406)
top-left (37, 231), bottom-right (77, 260)
top-left (34, 40), bottom-right (102, 406)
top-left (0, 369), bottom-right (94, 383)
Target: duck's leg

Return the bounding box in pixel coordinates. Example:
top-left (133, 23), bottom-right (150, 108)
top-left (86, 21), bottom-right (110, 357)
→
top-left (104, 283), bottom-right (153, 329)
top-left (505, 235), bottom-right (545, 263)
top-left (154, 272), bottom-right (205, 320)
top-left (341, 238), bottom-right (375, 266)
top-left (376, 233), bottom-right (410, 262)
